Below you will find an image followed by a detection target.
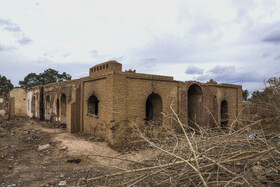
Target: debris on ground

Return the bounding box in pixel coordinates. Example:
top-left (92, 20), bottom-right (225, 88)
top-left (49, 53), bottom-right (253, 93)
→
top-left (1, 115), bottom-right (280, 186)
top-left (84, 117), bottom-right (280, 186)
top-left (58, 180), bottom-right (67, 186)
top-left (67, 158), bottom-right (81, 164)
top-left (38, 144), bottom-right (50, 151)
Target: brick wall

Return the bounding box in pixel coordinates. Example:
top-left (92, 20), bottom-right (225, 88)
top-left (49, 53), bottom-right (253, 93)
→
top-left (9, 88), bottom-right (27, 116)
top-left (82, 75), bottom-right (114, 134)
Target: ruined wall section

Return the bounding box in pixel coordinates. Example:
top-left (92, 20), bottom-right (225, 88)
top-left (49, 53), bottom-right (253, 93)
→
top-left (200, 85), bottom-right (218, 128)
top-left (31, 87), bottom-right (40, 118)
top-left (112, 73), bottom-right (127, 123)
top-left (112, 72), bottom-right (178, 125)
top-left (82, 74), bottom-right (114, 135)
top-left (28, 79), bottom-right (83, 132)
top-left (202, 84), bottom-right (242, 128)
top-left (217, 84), bottom-right (242, 127)
top-left (27, 91), bottom-right (33, 117)
top-left (73, 84), bottom-right (81, 133)
top-left (43, 79), bottom-right (82, 132)
top-left (9, 88), bottom-right (27, 117)
top-left (179, 82), bottom-right (242, 129)
top-left (177, 82), bottom-right (188, 126)
top-left (183, 82), bottom-right (205, 128)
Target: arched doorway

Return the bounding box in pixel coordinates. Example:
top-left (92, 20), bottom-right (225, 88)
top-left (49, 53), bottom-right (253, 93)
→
top-left (188, 84), bottom-right (203, 128)
top-left (221, 100), bottom-right (228, 128)
top-left (46, 95), bottom-right (51, 120)
top-left (88, 94), bottom-right (99, 115)
top-left (145, 93), bottom-right (162, 123)
top-left (61, 94), bottom-right (67, 126)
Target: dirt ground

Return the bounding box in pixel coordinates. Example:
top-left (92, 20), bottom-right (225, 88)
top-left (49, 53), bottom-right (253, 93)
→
top-left (0, 115), bottom-right (158, 187)
top-left (1, 112), bottom-right (280, 186)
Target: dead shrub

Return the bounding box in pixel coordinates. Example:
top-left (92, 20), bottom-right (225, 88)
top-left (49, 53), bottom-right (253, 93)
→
top-left (85, 104), bottom-right (280, 186)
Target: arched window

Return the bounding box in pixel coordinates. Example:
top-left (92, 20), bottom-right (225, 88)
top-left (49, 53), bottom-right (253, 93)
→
top-left (146, 93), bottom-right (162, 121)
top-left (221, 100), bottom-right (228, 128)
top-left (88, 94), bottom-right (99, 115)
top-left (188, 84), bottom-right (203, 128)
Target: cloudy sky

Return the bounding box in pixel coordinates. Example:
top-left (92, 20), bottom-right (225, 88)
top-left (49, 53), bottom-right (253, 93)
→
top-left (1, 0), bottom-right (280, 93)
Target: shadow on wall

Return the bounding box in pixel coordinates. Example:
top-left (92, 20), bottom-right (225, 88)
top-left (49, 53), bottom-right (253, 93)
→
top-left (61, 93), bottom-right (67, 125)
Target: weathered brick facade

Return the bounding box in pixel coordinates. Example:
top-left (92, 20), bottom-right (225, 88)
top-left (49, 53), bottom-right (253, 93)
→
top-left (8, 88), bottom-right (27, 117)
top-left (27, 60), bottom-right (242, 145)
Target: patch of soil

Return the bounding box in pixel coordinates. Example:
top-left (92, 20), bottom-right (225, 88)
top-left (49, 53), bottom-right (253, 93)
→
top-left (0, 117), bottom-right (158, 186)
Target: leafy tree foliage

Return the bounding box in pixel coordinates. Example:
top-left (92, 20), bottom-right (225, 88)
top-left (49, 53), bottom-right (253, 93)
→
top-left (19, 68), bottom-right (71, 89)
top-left (19, 73), bottom-right (40, 90)
top-left (250, 77), bottom-right (280, 125)
top-left (242, 89), bottom-right (249, 101)
top-left (0, 75), bottom-right (14, 93)
top-left (206, 79), bottom-right (218, 84)
top-left (251, 77), bottom-right (280, 103)
top-left (266, 77), bottom-right (280, 95)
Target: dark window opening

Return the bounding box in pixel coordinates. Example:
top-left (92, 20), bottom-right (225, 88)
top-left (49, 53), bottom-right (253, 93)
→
top-left (146, 99), bottom-right (153, 119)
top-left (221, 100), bottom-right (228, 128)
top-left (97, 67), bottom-right (99, 71)
top-left (106, 64), bottom-right (108, 69)
top-left (61, 94), bottom-right (66, 118)
top-left (100, 66), bottom-right (102, 70)
top-left (103, 65), bottom-right (105, 69)
top-left (46, 95), bottom-right (50, 115)
top-left (88, 94), bottom-right (99, 115)
top-left (39, 87), bottom-right (45, 120)
top-left (94, 68), bottom-right (96, 72)
top-left (188, 84), bottom-right (203, 128)
top-left (145, 93), bottom-right (162, 122)
top-left (56, 98), bottom-right (60, 116)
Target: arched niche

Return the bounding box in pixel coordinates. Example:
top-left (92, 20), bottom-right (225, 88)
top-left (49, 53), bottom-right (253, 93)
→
top-left (221, 100), bottom-right (228, 128)
top-left (146, 93), bottom-right (162, 121)
top-left (188, 84), bottom-right (203, 128)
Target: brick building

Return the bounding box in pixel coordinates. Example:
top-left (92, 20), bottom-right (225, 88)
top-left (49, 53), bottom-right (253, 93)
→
top-left (27, 60), bottom-right (242, 145)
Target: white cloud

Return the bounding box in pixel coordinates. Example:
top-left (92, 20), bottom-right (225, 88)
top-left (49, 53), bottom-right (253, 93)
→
top-left (196, 65), bottom-right (265, 85)
top-left (0, 0), bottom-right (280, 93)
top-left (185, 66), bottom-right (204, 75)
